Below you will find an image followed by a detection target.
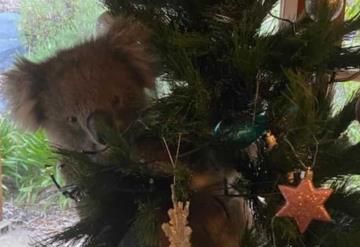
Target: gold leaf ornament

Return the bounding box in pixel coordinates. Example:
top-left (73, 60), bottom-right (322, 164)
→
top-left (162, 200), bottom-right (192, 247)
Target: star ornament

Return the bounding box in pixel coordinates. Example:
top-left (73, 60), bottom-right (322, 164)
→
top-left (276, 178), bottom-right (333, 233)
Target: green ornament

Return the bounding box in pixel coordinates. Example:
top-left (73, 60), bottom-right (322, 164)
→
top-left (214, 115), bottom-right (268, 148)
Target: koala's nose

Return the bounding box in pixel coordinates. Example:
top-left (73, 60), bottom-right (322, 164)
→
top-left (86, 110), bottom-right (116, 145)
top-left (81, 143), bottom-right (108, 155)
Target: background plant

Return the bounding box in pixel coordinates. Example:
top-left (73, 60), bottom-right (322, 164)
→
top-left (19, 0), bottom-right (106, 61)
top-left (0, 117), bottom-right (58, 203)
top-left (332, 0), bottom-right (360, 144)
top-left (1, 0), bottom-right (107, 206)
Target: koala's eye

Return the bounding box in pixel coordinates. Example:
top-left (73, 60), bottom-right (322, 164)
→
top-left (67, 116), bottom-right (78, 124)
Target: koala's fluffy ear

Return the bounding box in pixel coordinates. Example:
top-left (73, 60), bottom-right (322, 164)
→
top-left (106, 16), bottom-right (156, 88)
top-left (3, 58), bottom-right (45, 131)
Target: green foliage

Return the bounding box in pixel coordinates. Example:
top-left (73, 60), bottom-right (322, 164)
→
top-left (4, 0), bottom-right (108, 207)
top-left (0, 117), bottom-right (59, 203)
top-left (19, 0), bottom-right (106, 61)
top-left (346, 0), bottom-right (360, 39)
top-left (40, 138), bottom-right (173, 247)
top-left (333, 1), bottom-right (360, 143)
top-left (38, 0), bottom-right (360, 246)
top-left (101, 1), bottom-right (360, 246)
top-left (132, 200), bottom-right (162, 247)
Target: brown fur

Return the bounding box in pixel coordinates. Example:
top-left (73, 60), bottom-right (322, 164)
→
top-left (4, 16), bottom-right (155, 152)
top-left (4, 16), bottom-right (252, 247)
top-left (189, 190), bottom-right (252, 247)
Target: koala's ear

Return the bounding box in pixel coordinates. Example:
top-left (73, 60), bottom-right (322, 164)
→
top-left (96, 11), bottom-right (115, 36)
top-left (106, 16), bottom-right (157, 89)
top-left (3, 58), bottom-right (46, 131)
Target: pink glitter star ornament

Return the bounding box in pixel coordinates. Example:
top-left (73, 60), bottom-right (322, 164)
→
top-left (276, 178), bottom-right (333, 233)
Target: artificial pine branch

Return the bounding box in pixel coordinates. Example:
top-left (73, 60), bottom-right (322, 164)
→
top-left (42, 1), bottom-right (360, 246)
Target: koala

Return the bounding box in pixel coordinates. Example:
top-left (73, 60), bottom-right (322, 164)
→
top-left (4, 17), bottom-right (155, 155)
top-left (4, 15), bottom-right (252, 247)
top-left (96, 11), bottom-right (115, 36)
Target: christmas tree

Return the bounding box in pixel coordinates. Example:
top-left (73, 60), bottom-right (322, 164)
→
top-left (40, 0), bottom-right (360, 246)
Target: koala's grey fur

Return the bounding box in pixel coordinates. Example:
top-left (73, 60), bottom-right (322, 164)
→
top-left (4, 15), bottom-right (252, 247)
top-left (4, 17), bottom-right (155, 153)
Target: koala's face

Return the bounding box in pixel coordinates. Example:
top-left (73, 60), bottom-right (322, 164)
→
top-left (4, 17), bottom-right (155, 153)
